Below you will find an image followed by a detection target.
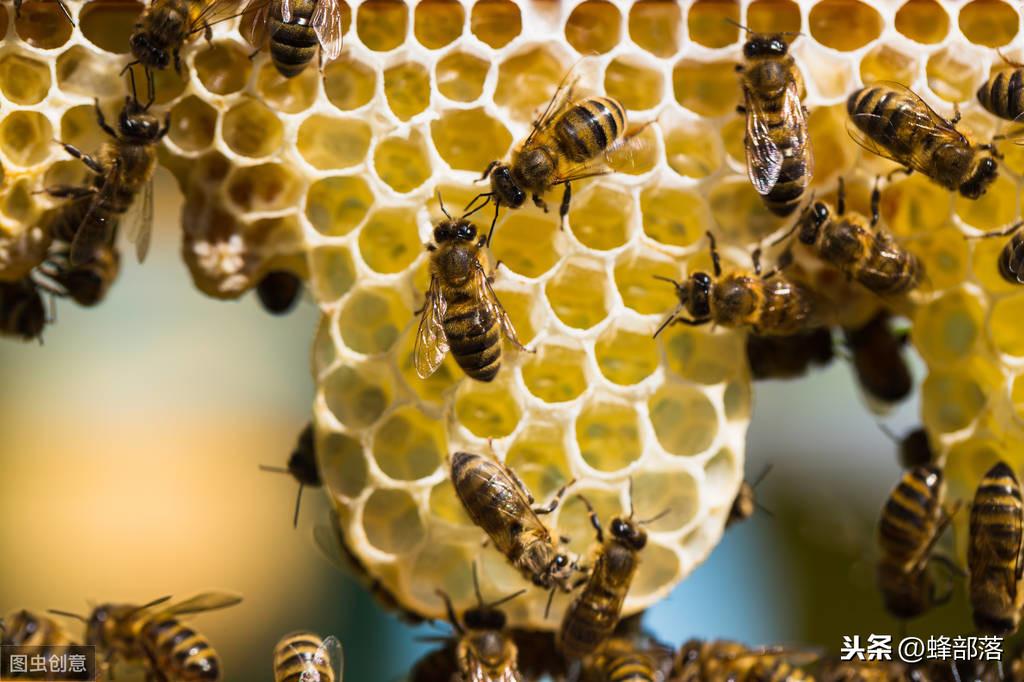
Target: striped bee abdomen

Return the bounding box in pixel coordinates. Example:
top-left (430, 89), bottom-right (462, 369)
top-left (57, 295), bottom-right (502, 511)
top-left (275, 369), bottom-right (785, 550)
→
top-left (444, 290), bottom-right (501, 382)
top-left (847, 87), bottom-right (922, 157)
top-left (998, 232), bottom-right (1024, 284)
top-left (763, 148), bottom-right (810, 217)
top-left (978, 68), bottom-right (1024, 122)
top-left (969, 461), bottom-right (1024, 634)
top-left (878, 465), bottom-right (943, 568)
top-left (273, 632), bottom-right (337, 682)
top-left (554, 97), bottom-right (627, 163)
top-left (143, 616), bottom-right (221, 681)
top-left (268, 0), bottom-right (318, 78)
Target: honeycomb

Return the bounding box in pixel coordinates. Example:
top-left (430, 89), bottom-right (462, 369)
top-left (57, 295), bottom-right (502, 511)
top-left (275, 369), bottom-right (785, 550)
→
top-left (3, 0), bottom-right (1024, 635)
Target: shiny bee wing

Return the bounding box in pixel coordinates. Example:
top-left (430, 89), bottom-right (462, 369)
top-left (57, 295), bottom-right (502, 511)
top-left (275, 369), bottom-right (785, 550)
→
top-left (187, 0), bottom-right (247, 36)
top-left (523, 72), bottom-right (581, 148)
top-left (158, 592), bottom-right (243, 617)
top-left (69, 164), bottom-right (122, 266)
top-left (279, 0), bottom-right (291, 22)
top-left (310, 0), bottom-right (345, 61)
top-left (413, 276), bottom-right (449, 379)
top-left (122, 175), bottom-right (154, 263)
top-left (314, 635), bottom-right (344, 681)
top-left (476, 265), bottom-right (527, 352)
top-left (240, 0), bottom-right (272, 47)
top-left (744, 91), bottom-right (784, 195)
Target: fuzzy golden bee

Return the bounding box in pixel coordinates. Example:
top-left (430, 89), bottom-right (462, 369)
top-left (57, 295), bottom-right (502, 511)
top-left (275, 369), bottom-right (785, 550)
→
top-left (876, 465), bottom-right (959, 620)
top-left (746, 328), bottom-right (834, 381)
top-left (272, 631), bottom-right (343, 682)
top-left (50, 592), bottom-right (242, 681)
top-left (127, 0), bottom-right (241, 74)
top-left (977, 56), bottom-right (1024, 123)
top-left (415, 206), bottom-right (527, 383)
top-left (46, 93), bottom-right (168, 266)
top-left (241, 0), bottom-right (345, 78)
top-left (843, 312), bottom-right (913, 408)
top-left (879, 425), bottom-right (934, 470)
top-left (673, 640), bottom-right (815, 682)
top-left (256, 270), bottom-right (304, 315)
top-left (969, 460), bottom-right (1024, 635)
top-left (737, 29), bottom-right (812, 217)
top-left (847, 84), bottom-right (999, 200)
top-left (726, 465), bottom-right (773, 529)
top-left (450, 451), bottom-right (577, 594)
top-left (968, 220), bottom-right (1024, 286)
top-left (1, 610), bottom-right (78, 648)
top-left (821, 659), bottom-right (926, 682)
top-left (0, 278), bottom-right (47, 342)
top-left (777, 179), bottom-right (921, 296)
top-left (38, 240), bottom-right (121, 308)
top-left (261, 421), bottom-right (320, 528)
top-left (582, 637), bottom-right (671, 682)
top-left (654, 232), bottom-right (816, 338)
top-left (467, 72), bottom-right (634, 239)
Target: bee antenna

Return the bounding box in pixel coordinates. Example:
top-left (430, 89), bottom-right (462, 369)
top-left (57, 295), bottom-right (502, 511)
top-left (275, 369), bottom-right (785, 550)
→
top-left (436, 190), bottom-right (452, 221)
top-left (652, 308), bottom-right (680, 339)
top-left (484, 588), bottom-right (527, 611)
top-left (723, 17), bottom-right (751, 33)
top-left (463, 192), bottom-right (492, 217)
top-left (877, 423), bottom-right (901, 444)
top-left (131, 595), bottom-right (172, 615)
top-left (435, 589), bottom-right (463, 635)
top-left (543, 587), bottom-right (557, 620)
top-left (292, 483), bottom-right (305, 529)
top-left (750, 463), bottom-right (774, 490)
top-left (627, 477), bottom-right (636, 519)
top-left (48, 609), bottom-right (87, 623)
top-left (259, 465), bottom-right (290, 474)
top-left (471, 561), bottom-right (484, 607)
top-left (639, 508), bottom-right (671, 525)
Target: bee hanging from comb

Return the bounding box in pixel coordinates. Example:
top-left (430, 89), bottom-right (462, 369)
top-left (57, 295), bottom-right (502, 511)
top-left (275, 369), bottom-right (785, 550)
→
top-left (727, 464), bottom-right (774, 529)
top-left (969, 460), bottom-right (1024, 635)
top-left (260, 422), bottom-right (321, 528)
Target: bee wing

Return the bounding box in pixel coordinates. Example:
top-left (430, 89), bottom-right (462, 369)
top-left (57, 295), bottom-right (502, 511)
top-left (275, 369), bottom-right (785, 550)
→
top-left (523, 71), bottom-right (581, 149)
top-left (311, 0), bottom-right (345, 61)
top-left (413, 276), bottom-right (449, 379)
top-left (70, 163), bottom-right (122, 266)
top-left (744, 91), bottom-right (784, 195)
top-left (314, 635), bottom-right (344, 681)
top-left (240, 0), bottom-right (272, 47)
top-left (158, 591), bottom-right (243, 617)
top-left (122, 175), bottom-right (154, 263)
top-left (476, 265), bottom-right (526, 352)
top-left (188, 0), bottom-right (247, 36)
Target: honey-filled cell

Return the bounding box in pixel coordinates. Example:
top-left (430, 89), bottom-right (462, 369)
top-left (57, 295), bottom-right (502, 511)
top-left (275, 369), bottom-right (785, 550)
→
top-left (895, 0), bottom-right (949, 44)
top-left (338, 286), bottom-right (409, 355)
top-left (436, 52), bottom-right (489, 102)
top-left (747, 0), bottom-right (801, 33)
top-left (628, 0), bottom-right (680, 58)
top-left (356, 0), bottom-right (408, 51)
top-left (673, 60), bottom-right (741, 118)
top-left (809, 0), bottom-right (883, 51)
top-left (358, 206), bottom-right (421, 274)
top-left (430, 108), bottom-right (511, 171)
top-left (0, 54), bottom-right (50, 105)
top-left (0, 111), bottom-right (53, 168)
top-left (569, 184), bottom-right (633, 250)
top-left (545, 257), bottom-right (610, 330)
top-left (168, 95), bottom-right (217, 152)
top-left (614, 251), bottom-right (679, 316)
top-left (222, 99), bottom-right (283, 158)
top-left (324, 57), bottom-right (378, 111)
top-left (194, 42), bottom-right (252, 95)
top-left (640, 185), bottom-right (710, 248)
top-left (372, 405), bottom-right (446, 481)
top-left (650, 383), bottom-right (720, 456)
top-left (384, 63), bottom-right (431, 121)
top-left (494, 47), bottom-right (566, 123)
top-left (373, 130), bottom-right (432, 194)
top-left (565, 0), bottom-right (621, 55)
top-left (605, 58), bottom-right (663, 112)
top-left (575, 399), bottom-right (643, 473)
top-left (297, 115), bottom-right (372, 170)
top-left (469, 0), bottom-right (521, 49)
top-left (595, 326), bottom-right (658, 386)
top-left (520, 342), bottom-right (589, 403)
top-left (489, 213), bottom-right (559, 278)
top-left (414, 0), bottom-right (464, 49)
top-left (860, 44), bottom-right (918, 87)
top-left (15, 1), bottom-right (73, 48)
top-left (305, 176), bottom-right (375, 236)
top-left (662, 326), bottom-right (745, 385)
top-left (454, 375), bottom-right (522, 439)
top-left (687, 0), bottom-right (739, 49)
top-left (959, 0), bottom-right (1018, 48)
top-left (362, 488), bottom-right (425, 555)
top-left (256, 62), bottom-right (319, 114)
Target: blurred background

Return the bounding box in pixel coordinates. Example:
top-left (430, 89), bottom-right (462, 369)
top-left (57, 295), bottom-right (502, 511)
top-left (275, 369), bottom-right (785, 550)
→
top-left (0, 172), bottom-right (977, 680)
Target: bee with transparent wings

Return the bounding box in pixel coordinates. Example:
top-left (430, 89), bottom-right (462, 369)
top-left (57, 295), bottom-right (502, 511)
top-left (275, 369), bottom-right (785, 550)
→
top-left (241, 0), bottom-right (345, 78)
top-left (273, 632), bottom-right (343, 682)
top-left (128, 0), bottom-right (246, 75)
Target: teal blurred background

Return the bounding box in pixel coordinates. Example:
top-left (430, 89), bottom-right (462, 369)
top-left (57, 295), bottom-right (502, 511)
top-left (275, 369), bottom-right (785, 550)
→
top-left (0, 172), bottom-right (978, 681)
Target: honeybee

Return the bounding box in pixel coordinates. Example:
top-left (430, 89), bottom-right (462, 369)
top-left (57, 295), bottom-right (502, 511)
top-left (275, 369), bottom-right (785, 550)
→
top-left (877, 465), bottom-right (960, 620)
top-left (727, 464), bottom-right (773, 529)
top-left (673, 639), bottom-right (815, 682)
top-left (273, 631), bottom-right (343, 682)
top-left (12, 0), bottom-right (73, 24)
top-left (969, 460), bottom-right (1024, 635)
top-left (37, 240), bottom-right (122, 307)
top-left (746, 327), bottom-right (834, 381)
top-left (736, 28), bottom-right (812, 217)
top-left (966, 220), bottom-right (1024, 285)
top-left (1, 609), bottom-right (78, 648)
top-left (654, 231), bottom-right (816, 337)
top-left (127, 0), bottom-right (242, 74)
top-left (843, 312), bottom-right (912, 407)
top-left (415, 202), bottom-right (527, 383)
top-left (777, 178), bottom-right (921, 296)
top-left (977, 55), bottom-right (1024, 123)
top-left (558, 491), bottom-right (667, 660)
top-left (450, 451), bottom-right (577, 595)
top-left (879, 425), bottom-right (934, 470)
top-left (46, 91), bottom-right (168, 266)
top-left (847, 84), bottom-right (999, 200)
top-left (261, 421), bottom-right (320, 528)
top-left (821, 659), bottom-right (928, 682)
top-left (581, 637), bottom-right (669, 682)
top-left (241, 0), bottom-right (345, 78)
top-left (256, 270), bottom-right (303, 315)
top-left (0, 277), bottom-right (47, 341)
top-left (50, 591), bottom-right (242, 681)
top-left (466, 71), bottom-right (635, 241)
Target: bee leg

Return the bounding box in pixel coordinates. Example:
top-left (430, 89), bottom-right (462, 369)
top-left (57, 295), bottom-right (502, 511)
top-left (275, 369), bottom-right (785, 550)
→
top-left (158, 111), bottom-right (171, 139)
top-left (248, 47), bottom-right (261, 61)
top-left (577, 495), bottom-right (604, 543)
top-left (968, 220), bottom-right (1024, 240)
top-left (532, 193), bottom-right (549, 213)
top-left (203, 21), bottom-right (214, 45)
top-left (533, 478), bottom-right (574, 516)
top-left (751, 247), bottom-right (763, 276)
top-left (736, 104), bottom-right (747, 115)
top-left (92, 100), bottom-right (118, 140)
top-left (950, 104), bottom-right (962, 127)
top-left (870, 176), bottom-right (881, 227)
top-left (60, 143), bottom-right (105, 175)
top-left (56, 0), bottom-right (73, 25)
top-left (705, 230), bottom-right (722, 277)
top-left (674, 316), bottom-right (709, 327)
top-left (13, 0), bottom-right (21, 18)
top-left (478, 160), bottom-right (498, 182)
top-left (559, 182), bottom-right (572, 231)
top-left (43, 184), bottom-right (95, 199)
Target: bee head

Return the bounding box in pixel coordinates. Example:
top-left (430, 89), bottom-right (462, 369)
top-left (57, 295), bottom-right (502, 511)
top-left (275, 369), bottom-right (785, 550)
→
top-left (687, 272), bottom-right (713, 319)
top-left (462, 606), bottom-right (506, 632)
top-left (84, 606), bottom-right (112, 648)
top-left (433, 219), bottom-right (477, 244)
top-left (286, 424), bottom-right (319, 486)
top-left (489, 165), bottom-right (526, 209)
top-left (129, 33), bottom-right (170, 70)
top-left (798, 201), bottom-right (830, 244)
top-left (677, 639), bottom-right (704, 666)
top-left (610, 516), bottom-right (647, 550)
top-left (959, 156), bottom-right (999, 199)
top-left (743, 34), bottom-right (788, 59)
top-left (118, 100), bottom-right (162, 142)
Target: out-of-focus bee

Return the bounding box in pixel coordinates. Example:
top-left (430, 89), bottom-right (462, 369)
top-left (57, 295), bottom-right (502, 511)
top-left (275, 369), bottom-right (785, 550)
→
top-left (466, 71), bottom-right (637, 240)
top-left (581, 637), bottom-right (668, 682)
top-left (736, 28), bottom-right (812, 217)
top-left (967, 220), bottom-right (1024, 285)
top-left (415, 202), bottom-right (527, 383)
top-left (0, 277), bottom-right (47, 342)
top-left (256, 270), bottom-right (303, 315)
top-left (13, 0), bottom-right (73, 24)
top-left (37, 241), bottom-right (122, 308)
top-left (1, 609), bottom-right (78, 648)
top-left (821, 659), bottom-right (927, 682)
top-left (127, 0), bottom-right (242, 74)
top-left (272, 631), bottom-right (343, 682)
top-left (879, 425), bottom-right (934, 470)
top-left (843, 312), bottom-right (912, 408)
top-left (558, 491), bottom-right (667, 660)
top-left (746, 327), bottom-right (835, 381)
top-left (969, 460), bottom-right (1024, 635)
top-left (727, 465), bottom-right (774, 529)
top-left (46, 89), bottom-right (168, 266)
top-left (261, 422), bottom-right (320, 528)
top-left (777, 178), bottom-right (921, 296)
top-left (50, 591), bottom-right (242, 681)
top-left (450, 451), bottom-right (577, 596)
top-left (241, 0), bottom-right (345, 78)
top-left (977, 54), bottom-right (1024, 124)
top-left (654, 231), bottom-right (816, 338)
top-left (673, 639), bottom-right (816, 682)
top-left (877, 465), bottom-right (960, 620)
top-left (847, 84), bottom-right (999, 200)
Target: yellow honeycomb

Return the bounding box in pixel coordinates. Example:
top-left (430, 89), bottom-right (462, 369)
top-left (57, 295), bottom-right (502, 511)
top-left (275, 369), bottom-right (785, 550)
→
top-left (4, 0), bottom-right (1024, 633)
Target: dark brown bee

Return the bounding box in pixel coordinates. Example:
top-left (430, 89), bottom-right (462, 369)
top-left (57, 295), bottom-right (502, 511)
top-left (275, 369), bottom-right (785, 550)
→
top-left (261, 422), bottom-right (320, 527)
top-left (654, 231), bottom-right (816, 337)
top-left (582, 637), bottom-right (665, 682)
top-left (0, 278), bottom-right (47, 341)
top-left (272, 631), bottom-right (343, 682)
top-left (977, 55), bottom-right (1024, 123)
top-left (821, 659), bottom-right (928, 682)
top-left (879, 425), bottom-right (934, 470)
top-left (50, 592), bottom-right (242, 681)
top-left (746, 327), bottom-right (834, 381)
top-left (673, 639), bottom-right (816, 682)
top-left (256, 270), bottom-right (303, 315)
top-left (967, 220), bottom-right (1024, 285)
top-left (777, 178), bottom-right (921, 296)
top-left (127, 0), bottom-right (241, 74)
top-left (415, 203), bottom-right (527, 382)
top-left (46, 91), bottom-right (168, 266)
top-left (1, 610), bottom-right (78, 648)
top-left (877, 465), bottom-right (960, 620)
top-left (843, 312), bottom-right (912, 407)
top-left (737, 29), bottom-right (812, 217)
top-left (467, 72), bottom-right (634, 240)
top-left (969, 460), bottom-right (1024, 635)
top-left (13, 0), bottom-right (73, 24)
top-left (450, 451), bottom-right (577, 595)
top-left (241, 0), bottom-right (345, 78)
top-left (847, 84), bottom-right (999, 200)
top-left (727, 465), bottom-right (774, 529)
top-left (37, 240), bottom-right (121, 308)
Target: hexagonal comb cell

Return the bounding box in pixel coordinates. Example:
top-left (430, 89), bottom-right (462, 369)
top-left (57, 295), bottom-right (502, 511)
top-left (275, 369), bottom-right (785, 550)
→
top-left (323, 363), bottom-right (394, 430)
top-left (454, 376), bottom-right (522, 438)
top-left (431, 108), bottom-right (511, 171)
top-left (895, 0), bottom-right (949, 44)
top-left (687, 0), bottom-right (739, 49)
top-left (959, 0), bottom-right (1018, 47)
top-left (362, 488), bottom-right (425, 555)
top-left (357, 0), bottom-right (408, 51)
top-left (576, 398), bottom-right (643, 472)
top-left (305, 176), bottom-right (374, 236)
top-left (505, 422), bottom-right (573, 501)
top-left (545, 257), bottom-right (611, 330)
top-left (372, 405), bottom-right (446, 481)
top-left (15, 1), bottom-right (73, 48)
top-left (414, 0), bottom-right (464, 49)
top-left (435, 52), bottom-right (489, 102)
top-left (565, 0), bottom-right (621, 55)
top-left (469, 0), bottom-right (521, 48)
top-left (168, 96), bottom-right (218, 152)
top-left (297, 116), bottom-right (371, 171)
top-left (373, 131), bottom-right (432, 194)
top-left (0, 54), bottom-right (51, 105)
top-left (338, 286), bottom-right (409, 355)
top-left (521, 342), bottom-right (589, 403)
top-left (384, 63), bottom-right (431, 121)
top-left (319, 430), bottom-right (369, 500)
top-left (649, 383), bottom-right (720, 456)
top-left (358, 206), bottom-right (421, 274)
top-left (324, 57), bottom-right (378, 110)
top-left (595, 327), bottom-right (658, 386)
top-left (747, 0), bottom-right (801, 33)
top-left (809, 0), bottom-right (883, 51)
top-left (222, 99), bottom-right (284, 158)
top-left (0, 112), bottom-right (53, 168)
